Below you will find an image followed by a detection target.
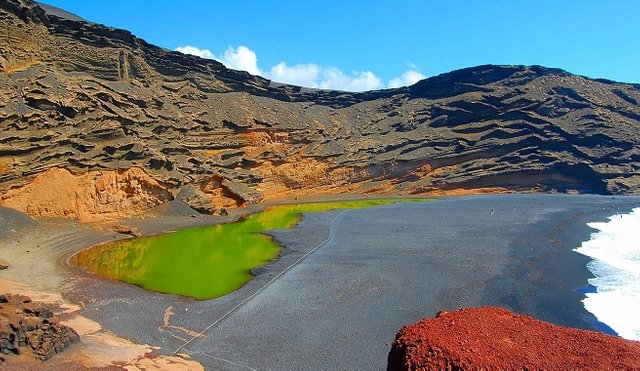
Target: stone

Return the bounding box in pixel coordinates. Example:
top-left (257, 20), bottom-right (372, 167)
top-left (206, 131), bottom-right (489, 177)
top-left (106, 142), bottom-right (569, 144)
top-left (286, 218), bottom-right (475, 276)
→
top-left (111, 224), bottom-right (142, 237)
top-left (178, 185), bottom-right (217, 214)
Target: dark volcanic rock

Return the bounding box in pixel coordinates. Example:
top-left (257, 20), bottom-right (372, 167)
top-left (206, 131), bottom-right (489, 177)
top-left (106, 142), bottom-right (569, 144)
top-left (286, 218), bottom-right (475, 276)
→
top-left (110, 224), bottom-right (142, 237)
top-left (178, 185), bottom-right (217, 214)
top-left (387, 307), bottom-right (640, 370)
top-left (0, 294), bottom-right (79, 363)
top-left (1, 0), bottom-right (640, 219)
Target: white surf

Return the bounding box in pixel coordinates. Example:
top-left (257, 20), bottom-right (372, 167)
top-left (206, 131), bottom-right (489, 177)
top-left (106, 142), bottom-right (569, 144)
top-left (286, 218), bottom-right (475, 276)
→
top-left (574, 207), bottom-right (640, 341)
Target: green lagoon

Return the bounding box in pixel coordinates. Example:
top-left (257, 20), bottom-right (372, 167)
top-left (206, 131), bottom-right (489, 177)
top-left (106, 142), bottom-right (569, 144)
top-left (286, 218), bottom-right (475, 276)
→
top-left (71, 199), bottom-right (425, 300)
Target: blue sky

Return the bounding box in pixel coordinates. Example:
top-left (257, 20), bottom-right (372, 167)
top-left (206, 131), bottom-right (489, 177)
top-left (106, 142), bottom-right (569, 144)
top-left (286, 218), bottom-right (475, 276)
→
top-left (41, 0), bottom-right (640, 90)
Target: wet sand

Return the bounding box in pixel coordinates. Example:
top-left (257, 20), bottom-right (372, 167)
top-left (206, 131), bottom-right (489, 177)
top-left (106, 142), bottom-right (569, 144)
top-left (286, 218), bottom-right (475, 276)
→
top-left (1, 195), bottom-right (639, 369)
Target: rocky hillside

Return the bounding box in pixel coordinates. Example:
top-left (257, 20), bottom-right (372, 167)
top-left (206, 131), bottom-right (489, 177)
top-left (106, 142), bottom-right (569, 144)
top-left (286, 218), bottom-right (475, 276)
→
top-left (387, 307), bottom-right (640, 370)
top-left (1, 0), bottom-right (639, 219)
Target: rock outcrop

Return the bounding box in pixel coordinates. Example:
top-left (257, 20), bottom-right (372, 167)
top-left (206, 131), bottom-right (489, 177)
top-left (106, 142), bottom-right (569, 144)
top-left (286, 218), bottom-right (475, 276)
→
top-left (0, 167), bottom-right (173, 221)
top-left (110, 224), bottom-right (142, 237)
top-left (387, 307), bottom-right (640, 370)
top-left (178, 185), bottom-right (217, 214)
top-left (0, 294), bottom-right (79, 364)
top-left (1, 0), bottom-right (640, 220)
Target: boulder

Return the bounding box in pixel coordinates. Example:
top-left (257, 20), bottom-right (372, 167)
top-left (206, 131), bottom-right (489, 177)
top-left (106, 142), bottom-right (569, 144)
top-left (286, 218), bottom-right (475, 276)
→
top-left (111, 224), bottom-right (142, 237)
top-left (178, 185), bottom-right (216, 214)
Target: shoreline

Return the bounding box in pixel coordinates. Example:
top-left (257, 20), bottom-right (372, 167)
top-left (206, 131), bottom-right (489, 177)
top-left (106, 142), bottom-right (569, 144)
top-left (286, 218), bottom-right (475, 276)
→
top-left (176, 195), bottom-right (640, 368)
top-left (175, 194), bottom-right (640, 369)
top-left (480, 195), bottom-right (638, 334)
top-left (1, 194), bottom-right (639, 368)
top-left (574, 206), bottom-right (640, 340)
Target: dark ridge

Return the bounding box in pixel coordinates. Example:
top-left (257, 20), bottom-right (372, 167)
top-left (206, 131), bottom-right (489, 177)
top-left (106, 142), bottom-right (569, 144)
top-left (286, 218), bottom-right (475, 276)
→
top-left (36, 1), bottom-right (85, 22)
top-left (0, 0), bottom-right (48, 24)
top-left (612, 89), bottom-right (638, 106)
top-left (408, 65), bottom-right (570, 100)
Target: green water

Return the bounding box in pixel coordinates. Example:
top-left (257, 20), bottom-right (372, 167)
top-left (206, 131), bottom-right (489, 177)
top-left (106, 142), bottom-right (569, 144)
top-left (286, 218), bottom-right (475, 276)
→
top-left (70, 199), bottom-right (426, 300)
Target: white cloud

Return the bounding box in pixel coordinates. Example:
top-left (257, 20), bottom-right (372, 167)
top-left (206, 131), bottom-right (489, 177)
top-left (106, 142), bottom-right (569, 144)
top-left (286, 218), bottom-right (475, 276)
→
top-left (175, 45), bottom-right (215, 59)
top-left (318, 68), bottom-right (383, 91)
top-left (175, 44), bottom-right (420, 91)
top-left (175, 45), bottom-right (260, 75)
top-left (388, 69), bottom-right (426, 88)
top-left (266, 62), bottom-right (321, 87)
top-left (219, 45), bottom-right (261, 76)
top-left (264, 63), bottom-right (382, 91)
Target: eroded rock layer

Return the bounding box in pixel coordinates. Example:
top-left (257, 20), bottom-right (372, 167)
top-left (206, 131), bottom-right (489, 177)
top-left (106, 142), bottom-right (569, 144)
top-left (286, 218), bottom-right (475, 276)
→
top-left (0, 167), bottom-right (172, 220)
top-left (387, 307), bottom-right (640, 370)
top-left (1, 0), bottom-right (639, 219)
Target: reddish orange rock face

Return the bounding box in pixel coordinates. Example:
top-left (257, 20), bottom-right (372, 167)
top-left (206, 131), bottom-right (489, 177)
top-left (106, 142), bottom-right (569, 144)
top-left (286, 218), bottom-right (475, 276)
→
top-left (388, 306), bottom-right (640, 370)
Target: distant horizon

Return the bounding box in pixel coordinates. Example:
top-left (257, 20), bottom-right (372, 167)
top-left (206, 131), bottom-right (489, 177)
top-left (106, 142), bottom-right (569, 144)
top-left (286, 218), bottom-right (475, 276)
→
top-left (38, 0), bottom-right (640, 90)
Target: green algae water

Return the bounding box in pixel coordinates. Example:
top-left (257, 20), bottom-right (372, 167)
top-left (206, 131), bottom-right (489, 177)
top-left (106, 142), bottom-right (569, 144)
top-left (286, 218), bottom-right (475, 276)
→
top-left (70, 199), bottom-right (425, 300)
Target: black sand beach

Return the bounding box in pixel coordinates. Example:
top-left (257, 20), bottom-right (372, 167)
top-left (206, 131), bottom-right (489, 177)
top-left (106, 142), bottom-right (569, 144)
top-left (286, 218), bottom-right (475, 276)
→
top-left (175, 194), bottom-right (640, 369)
top-left (2, 194), bottom-right (639, 369)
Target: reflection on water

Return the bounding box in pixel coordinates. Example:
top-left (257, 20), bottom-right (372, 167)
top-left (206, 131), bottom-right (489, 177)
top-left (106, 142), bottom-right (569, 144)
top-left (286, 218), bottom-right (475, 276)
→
top-left (71, 199), bottom-right (421, 300)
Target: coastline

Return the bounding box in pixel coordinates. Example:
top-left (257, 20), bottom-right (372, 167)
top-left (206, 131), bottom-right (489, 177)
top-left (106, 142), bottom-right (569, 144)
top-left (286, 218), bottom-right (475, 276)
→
top-left (1, 194), bottom-right (639, 368)
top-left (176, 194), bottom-right (640, 369)
top-left (573, 206), bottom-right (640, 340)
top-left (480, 195), bottom-right (637, 332)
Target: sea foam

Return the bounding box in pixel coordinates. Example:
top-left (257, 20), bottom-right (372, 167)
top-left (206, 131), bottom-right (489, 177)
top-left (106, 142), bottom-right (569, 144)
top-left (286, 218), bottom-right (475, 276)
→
top-left (574, 207), bottom-right (640, 340)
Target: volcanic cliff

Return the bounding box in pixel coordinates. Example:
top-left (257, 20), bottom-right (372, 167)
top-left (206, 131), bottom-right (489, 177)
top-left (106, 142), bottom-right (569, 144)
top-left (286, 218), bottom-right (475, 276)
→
top-left (1, 0), bottom-right (639, 220)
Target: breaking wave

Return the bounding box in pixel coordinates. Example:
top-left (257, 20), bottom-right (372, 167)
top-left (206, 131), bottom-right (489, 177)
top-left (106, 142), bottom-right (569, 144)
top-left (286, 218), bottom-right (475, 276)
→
top-left (574, 207), bottom-right (640, 340)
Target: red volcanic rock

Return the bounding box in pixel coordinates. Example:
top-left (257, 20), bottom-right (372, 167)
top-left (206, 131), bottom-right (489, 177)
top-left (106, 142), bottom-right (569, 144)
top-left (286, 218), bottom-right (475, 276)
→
top-left (388, 307), bottom-right (640, 370)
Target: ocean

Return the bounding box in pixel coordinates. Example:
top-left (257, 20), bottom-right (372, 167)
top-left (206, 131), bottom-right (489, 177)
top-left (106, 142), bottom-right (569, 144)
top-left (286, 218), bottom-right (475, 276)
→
top-left (574, 207), bottom-right (640, 341)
